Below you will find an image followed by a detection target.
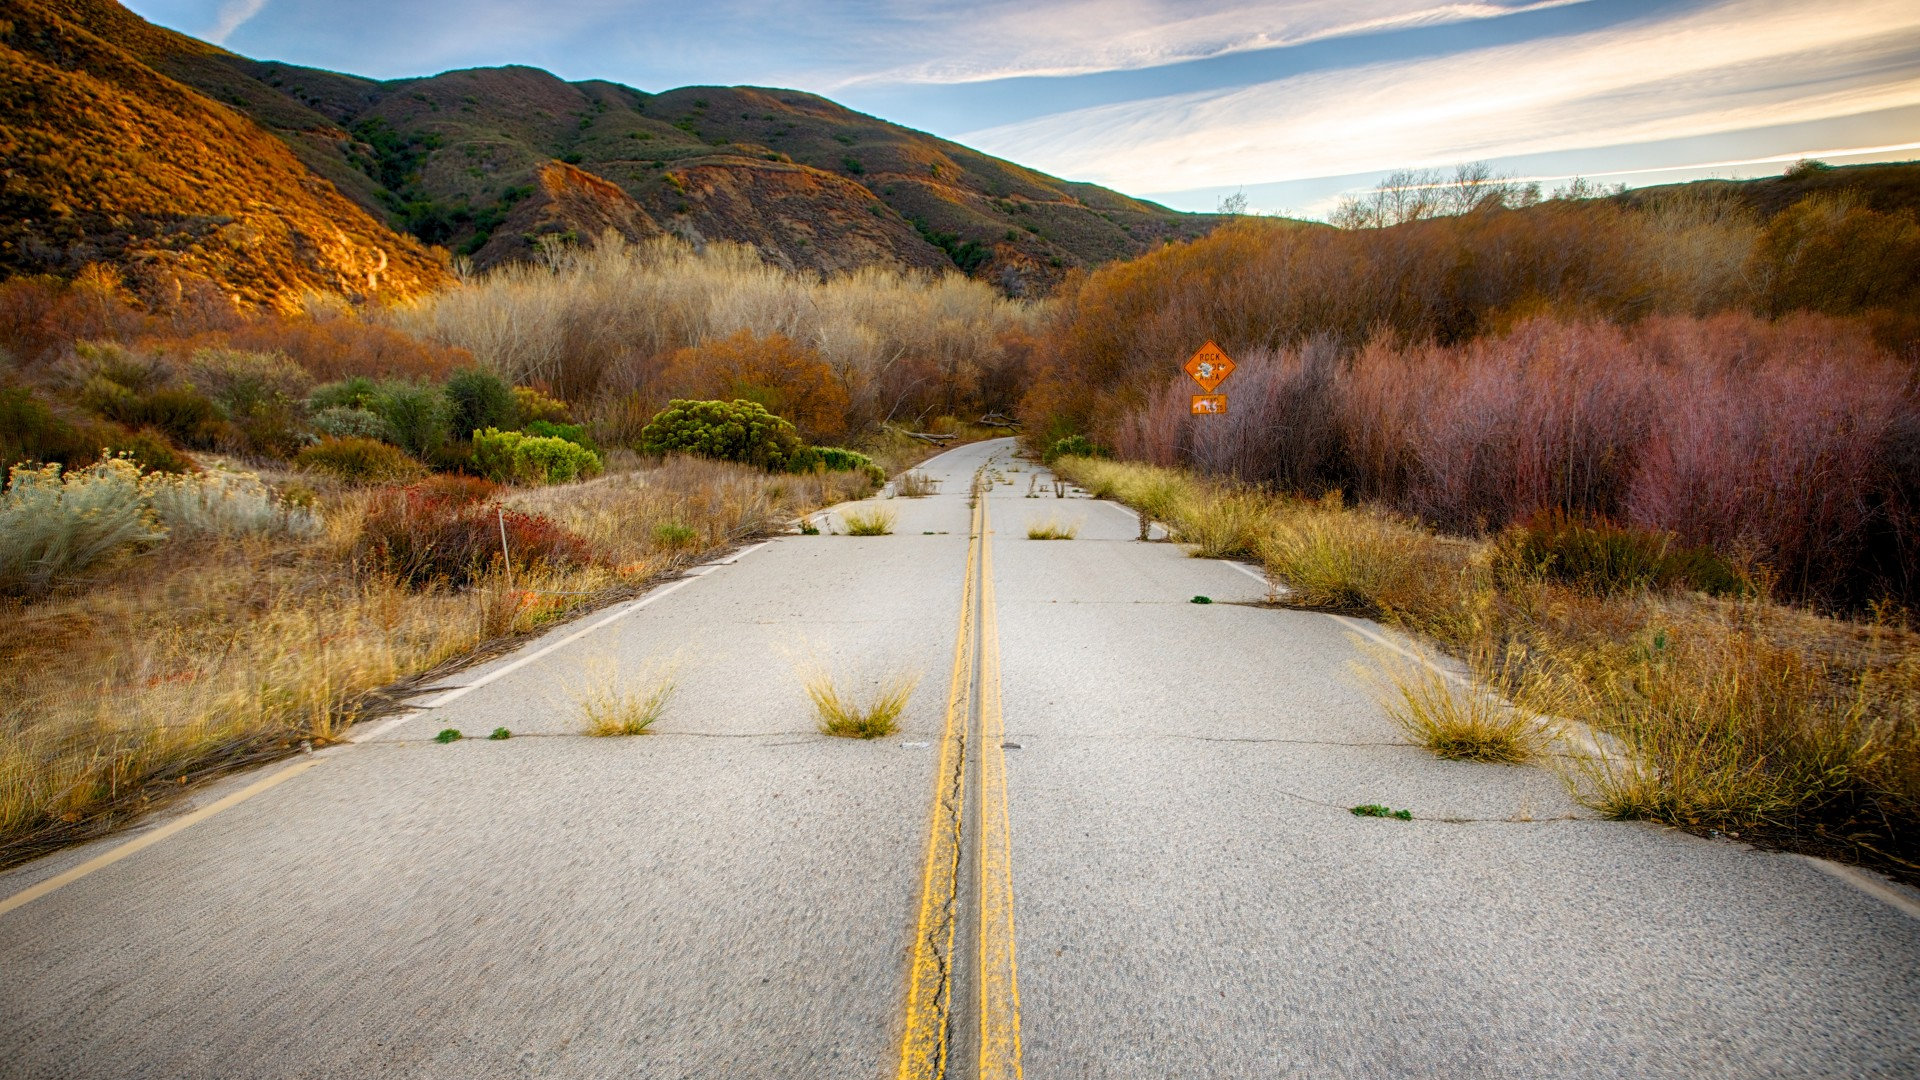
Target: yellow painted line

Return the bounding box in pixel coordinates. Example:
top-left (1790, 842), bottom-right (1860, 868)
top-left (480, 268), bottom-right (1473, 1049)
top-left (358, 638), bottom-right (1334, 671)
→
top-left (0, 757), bottom-right (322, 919)
top-left (976, 493), bottom-right (1024, 1079)
top-left (897, 492), bottom-right (980, 1079)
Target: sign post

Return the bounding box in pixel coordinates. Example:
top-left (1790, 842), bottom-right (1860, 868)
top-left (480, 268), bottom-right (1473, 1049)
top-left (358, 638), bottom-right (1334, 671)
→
top-left (1184, 341), bottom-right (1235, 413)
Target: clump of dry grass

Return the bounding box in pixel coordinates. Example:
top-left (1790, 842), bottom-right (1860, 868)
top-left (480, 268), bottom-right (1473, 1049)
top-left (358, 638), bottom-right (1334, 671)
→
top-left (841, 506), bottom-right (896, 536)
top-left (1361, 644), bottom-right (1552, 764)
top-left (806, 669), bottom-right (918, 738)
top-left (574, 658), bottom-right (677, 736)
top-left (896, 471), bottom-right (938, 497)
top-left (1176, 490), bottom-right (1276, 558)
top-left (1026, 517), bottom-right (1078, 540)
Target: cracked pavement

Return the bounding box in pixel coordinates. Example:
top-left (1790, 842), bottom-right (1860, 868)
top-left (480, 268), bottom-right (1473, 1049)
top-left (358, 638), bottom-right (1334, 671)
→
top-left (1, 438), bottom-right (1917, 1078)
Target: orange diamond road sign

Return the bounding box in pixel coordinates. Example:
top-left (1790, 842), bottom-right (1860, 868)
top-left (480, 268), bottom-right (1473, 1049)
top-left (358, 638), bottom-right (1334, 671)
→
top-left (1191, 394), bottom-right (1227, 415)
top-left (1184, 341), bottom-right (1236, 392)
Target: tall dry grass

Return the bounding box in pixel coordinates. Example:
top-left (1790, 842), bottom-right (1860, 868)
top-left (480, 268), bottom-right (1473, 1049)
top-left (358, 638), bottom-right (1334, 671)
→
top-left (398, 235), bottom-right (1042, 432)
top-left (0, 456), bottom-right (871, 865)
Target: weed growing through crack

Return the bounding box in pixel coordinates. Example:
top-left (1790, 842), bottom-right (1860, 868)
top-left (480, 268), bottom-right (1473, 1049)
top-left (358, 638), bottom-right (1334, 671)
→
top-left (1361, 645), bottom-right (1547, 764)
top-left (842, 507), bottom-right (896, 536)
top-left (435, 729), bottom-right (462, 743)
top-left (1351, 804), bottom-right (1413, 820)
top-left (574, 658), bottom-right (677, 736)
top-left (896, 471), bottom-right (938, 497)
top-left (1026, 517), bottom-right (1078, 540)
top-left (489, 727), bottom-right (511, 740)
top-left (806, 668), bottom-right (919, 738)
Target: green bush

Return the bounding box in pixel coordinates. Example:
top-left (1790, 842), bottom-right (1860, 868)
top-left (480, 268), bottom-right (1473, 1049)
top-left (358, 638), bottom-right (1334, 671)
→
top-left (310, 406), bottom-right (397, 442)
top-left (511, 386), bottom-right (572, 425)
top-left (812, 446), bottom-right (887, 485)
top-left (108, 429), bottom-right (195, 474)
top-left (638, 399), bottom-right (807, 471)
top-left (522, 419), bottom-right (595, 450)
top-left (309, 376), bottom-right (381, 412)
top-left (1505, 511), bottom-right (1750, 597)
top-left (472, 428), bottom-right (602, 485)
top-left (294, 437), bottom-right (427, 485)
top-left (1, 459), bottom-right (164, 596)
top-left (1044, 434), bottom-right (1103, 463)
top-left (444, 368), bottom-right (517, 439)
top-left (83, 379), bottom-right (225, 448)
top-left (2, 387), bottom-right (99, 469)
top-left (186, 348), bottom-right (311, 458)
top-left (369, 381), bottom-right (451, 458)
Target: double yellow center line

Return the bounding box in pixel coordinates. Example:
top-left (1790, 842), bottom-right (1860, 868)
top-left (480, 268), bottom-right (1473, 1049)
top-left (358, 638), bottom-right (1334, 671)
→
top-left (898, 471), bottom-right (1023, 1080)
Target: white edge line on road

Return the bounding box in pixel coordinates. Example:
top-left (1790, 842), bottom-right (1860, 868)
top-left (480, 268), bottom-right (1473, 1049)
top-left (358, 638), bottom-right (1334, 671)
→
top-left (0, 540), bottom-right (771, 917)
top-left (1096, 479), bottom-right (1920, 921)
top-left (1803, 856), bottom-right (1920, 920)
top-left (353, 568), bottom-right (720, 741)
top-left (1333, 606), bottom-right (1920, 921)
top-left (0, 758), bottom-right (321, 918)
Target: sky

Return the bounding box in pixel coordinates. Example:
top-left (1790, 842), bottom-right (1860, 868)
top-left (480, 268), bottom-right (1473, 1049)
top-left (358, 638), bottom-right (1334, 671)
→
top-left (126, 0), bottom-right (1920, 217)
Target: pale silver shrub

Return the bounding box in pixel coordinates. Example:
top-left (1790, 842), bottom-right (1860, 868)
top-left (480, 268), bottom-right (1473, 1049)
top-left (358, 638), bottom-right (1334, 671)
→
top-left (141, 469), bottom-right (320, 539)
top-left (0, 459), bottom-right (164, 595)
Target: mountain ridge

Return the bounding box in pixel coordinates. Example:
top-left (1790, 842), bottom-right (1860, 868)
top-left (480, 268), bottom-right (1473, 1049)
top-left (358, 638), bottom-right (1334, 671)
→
top-left (4, 0), bottom-right (1226, 306)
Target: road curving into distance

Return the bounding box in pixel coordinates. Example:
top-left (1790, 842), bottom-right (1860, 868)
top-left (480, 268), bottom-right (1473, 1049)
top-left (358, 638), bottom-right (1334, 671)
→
top-left (1, 437), bottom-right (1915, 1078)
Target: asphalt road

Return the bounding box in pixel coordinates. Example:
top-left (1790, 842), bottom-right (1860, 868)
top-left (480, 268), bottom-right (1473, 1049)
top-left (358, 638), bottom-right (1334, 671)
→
top-left (2, 437), bottom-right (1916, 1079)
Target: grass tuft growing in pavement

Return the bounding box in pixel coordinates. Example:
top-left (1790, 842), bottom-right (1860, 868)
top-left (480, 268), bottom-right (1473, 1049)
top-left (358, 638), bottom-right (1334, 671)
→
top-left (1026, 517), bottom-right (1078, 540)
top-left (1351, 804), bottom-right (1413, 820)
top-left (489, 727), bottom-right (511, 740)
top-left (841, 507), bottom-right (896, 536)
top-left (575, 659), bottom-right (676, 736)
top-left (1362, 647), bottom-right (1547, 764)
top-left (435, 729), bottom-right (462, 743)
top-left (806, 668), bottom-right (919, 739)
top-left (896, 471), bottom-right (938, 497)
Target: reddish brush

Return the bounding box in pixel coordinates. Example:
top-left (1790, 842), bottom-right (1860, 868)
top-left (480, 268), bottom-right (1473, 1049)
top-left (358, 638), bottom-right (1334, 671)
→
top-left (357, 485), bottom-right (592, 587)
top-left (1108, 312), bottom-right (1917, 608)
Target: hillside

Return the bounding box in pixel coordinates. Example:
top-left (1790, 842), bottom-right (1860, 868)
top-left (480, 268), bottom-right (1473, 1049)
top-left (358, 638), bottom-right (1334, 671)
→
top-left (0, 0), bottom-right (450, 309)
top-left (75, 5), bottom-right (1220, 293)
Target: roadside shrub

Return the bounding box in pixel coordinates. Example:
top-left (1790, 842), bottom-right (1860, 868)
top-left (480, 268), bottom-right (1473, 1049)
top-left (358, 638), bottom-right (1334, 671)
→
top-left (814, 446), bottom-right (887, 485)
top-left (1044, 434), bottom-right (1102, 463)
top-left (294, 437), bottom-right (427, 485)
top-left (142, 470), bottom-right (320, 539)
top-left (512, 386), bottom-right (572, 426)
top-left (83, 380), bottom-right (225, 448)
top-left (369, 381), bottom-right (451, 458)
top-left (522, 419), bottom-right (595, 449)
top-left (1501, 510), bottom-right (1750, 597)
top-left (308, 376), bottom-right (380, 412)
top-left (0, 459), bottom-right (163, 595)
top-left (108, 429), bottom-right (196, 474)
top-left (472, 428), bottom-right (602, 485)
top-left (444, 368), bottom-right (517, 439)
top-left (1, 386), bottom-right (101, 468)
top-left (185, 347), bottom-right (311, 457)
top-left (409, 474), bottom-right (501, 506)
top-left (638, 399), bottom-right (807, 471)
top-left (357, 485), bottom-right (591, 587)
top-left (657, 331), bottom-right (850, 442)
top-left (310, 405), bottom-right (396, 443)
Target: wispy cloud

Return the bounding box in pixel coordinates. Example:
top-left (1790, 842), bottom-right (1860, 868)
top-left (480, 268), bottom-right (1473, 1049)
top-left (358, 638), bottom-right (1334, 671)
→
top-left (960, 0), bottom-right (1920, 191)
top-left (205, 0), bottom-right (268, 44)
top-left (830, 0), bottom-right (1590, 87)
